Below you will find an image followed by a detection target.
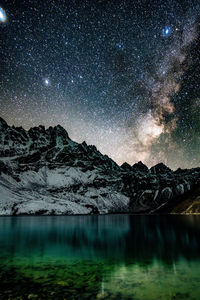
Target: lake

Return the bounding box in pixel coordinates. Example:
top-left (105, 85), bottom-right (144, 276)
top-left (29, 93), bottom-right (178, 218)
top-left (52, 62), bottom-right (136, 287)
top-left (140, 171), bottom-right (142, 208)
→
top-left (0, 215), bottom-right (200, 299)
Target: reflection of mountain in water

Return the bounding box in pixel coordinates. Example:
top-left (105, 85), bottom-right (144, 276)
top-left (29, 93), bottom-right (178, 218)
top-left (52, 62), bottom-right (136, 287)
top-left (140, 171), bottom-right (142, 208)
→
top-left (0, 215), bottom-right (200, 263)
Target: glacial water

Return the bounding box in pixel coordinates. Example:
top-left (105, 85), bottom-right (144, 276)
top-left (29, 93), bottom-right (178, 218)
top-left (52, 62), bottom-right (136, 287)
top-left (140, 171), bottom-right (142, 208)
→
top-left (0, 215), bottom-right (200, 299)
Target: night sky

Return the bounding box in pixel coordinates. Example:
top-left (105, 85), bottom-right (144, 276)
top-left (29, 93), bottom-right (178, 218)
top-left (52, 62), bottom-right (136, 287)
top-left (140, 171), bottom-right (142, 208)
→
top-left (0, 0), bottom-right (200, 169)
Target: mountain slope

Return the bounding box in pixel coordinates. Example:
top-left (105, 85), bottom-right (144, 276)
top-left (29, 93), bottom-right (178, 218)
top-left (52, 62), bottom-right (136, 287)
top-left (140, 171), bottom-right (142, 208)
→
top-left (171, 185), bottom-right (200, 214)
top-left (0, 117), bottom-right (199, 215)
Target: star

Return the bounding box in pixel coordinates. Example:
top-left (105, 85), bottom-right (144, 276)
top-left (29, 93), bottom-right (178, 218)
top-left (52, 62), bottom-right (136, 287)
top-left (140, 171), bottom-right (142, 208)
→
top-left (162, 26), bottom-right (172, 37)
top-left (44, 78), bottom-right (50, 86)
top-left (0, 7), bottom-right (7, 23)
top-left (116, 43), bottom-right (123, 49)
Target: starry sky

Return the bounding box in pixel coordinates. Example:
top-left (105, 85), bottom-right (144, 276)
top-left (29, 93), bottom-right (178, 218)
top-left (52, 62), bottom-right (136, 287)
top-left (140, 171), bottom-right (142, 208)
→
top-left (0, 0), bottom-right (200, 169)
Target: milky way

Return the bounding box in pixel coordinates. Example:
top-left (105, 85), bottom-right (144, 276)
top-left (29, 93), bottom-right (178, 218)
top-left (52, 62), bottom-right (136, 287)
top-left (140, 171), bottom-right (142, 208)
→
top-left (0, 0), bottom-right (200, 169)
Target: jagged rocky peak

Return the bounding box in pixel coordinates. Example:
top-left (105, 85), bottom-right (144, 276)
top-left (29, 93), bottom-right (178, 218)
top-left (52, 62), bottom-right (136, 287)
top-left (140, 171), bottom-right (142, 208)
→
top-left (0, 116), bottom-right (72, 149)
top-left (132, 161), bottom-right (149, 173)
top-left (0, 117), bottom-right (8, 129)
top-left (150, 163), bottom-right (172, 175)
top-left (0, 116), bottom-right (118, 169)
top-left (53, 124), bottom-right (69, 137)
top-left (28, 125), bottom-right (46, 134)
top-left (121, 162), bottom-right (132, 171)
top-left (82, 141), bottom-right (87, 147)
top-left (28, 123), bottom-right (69, 138)
top-left (46, 124), bottom-right (70, 146)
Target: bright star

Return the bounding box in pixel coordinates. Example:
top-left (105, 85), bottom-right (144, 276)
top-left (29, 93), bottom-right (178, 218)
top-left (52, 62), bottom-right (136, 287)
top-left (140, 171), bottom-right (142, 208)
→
top-left (0, 7), bottom-right (7, 23)
top-left (162, 26), bottom-right (172, 37)
top-left (44, 78), bottom-right (50, 86)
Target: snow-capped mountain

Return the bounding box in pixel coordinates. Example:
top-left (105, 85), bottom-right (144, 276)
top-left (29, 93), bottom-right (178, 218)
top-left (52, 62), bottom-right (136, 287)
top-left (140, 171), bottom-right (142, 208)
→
top-left (0, 117), bottom-right (199, 215)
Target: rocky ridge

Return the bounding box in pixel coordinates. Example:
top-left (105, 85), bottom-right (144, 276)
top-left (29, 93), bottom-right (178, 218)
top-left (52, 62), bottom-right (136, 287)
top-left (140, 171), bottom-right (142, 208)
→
top-left (0, 117), bottom-right (199, 215)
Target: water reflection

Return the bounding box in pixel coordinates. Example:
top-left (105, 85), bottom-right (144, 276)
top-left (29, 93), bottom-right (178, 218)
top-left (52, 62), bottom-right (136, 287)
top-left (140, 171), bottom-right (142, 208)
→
top-left (0, 215), bottom-right (200, 299)
top-left (0, 215), bottom-right (199, 263)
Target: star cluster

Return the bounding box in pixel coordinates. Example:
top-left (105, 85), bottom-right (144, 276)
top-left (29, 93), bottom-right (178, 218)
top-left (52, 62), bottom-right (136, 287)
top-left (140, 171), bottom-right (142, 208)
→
top-left (0, 0), bottom-right (200, 169)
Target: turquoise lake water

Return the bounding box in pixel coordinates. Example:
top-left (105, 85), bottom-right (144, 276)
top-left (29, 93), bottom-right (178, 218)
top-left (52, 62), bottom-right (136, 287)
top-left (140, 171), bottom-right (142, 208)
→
top-left (0, 215), bottom-right (200, 299)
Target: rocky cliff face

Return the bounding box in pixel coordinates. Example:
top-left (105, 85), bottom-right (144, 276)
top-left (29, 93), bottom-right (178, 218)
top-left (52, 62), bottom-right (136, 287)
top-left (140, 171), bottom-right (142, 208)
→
top-left (0, 117), bottom-right (199, 215)
top-left (170, 185), bottom-right (200, 214)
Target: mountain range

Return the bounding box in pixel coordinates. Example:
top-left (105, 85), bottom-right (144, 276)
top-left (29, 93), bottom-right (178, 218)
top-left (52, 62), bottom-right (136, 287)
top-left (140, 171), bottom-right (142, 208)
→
top-left (0, 117), bottom-right (199, 215)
